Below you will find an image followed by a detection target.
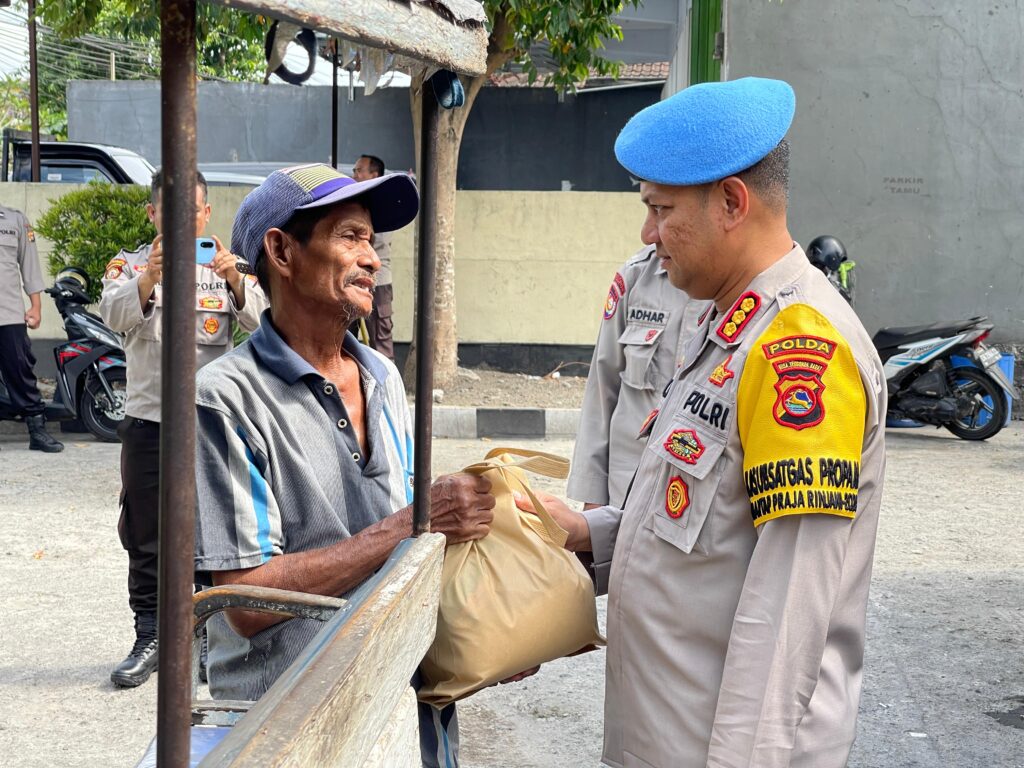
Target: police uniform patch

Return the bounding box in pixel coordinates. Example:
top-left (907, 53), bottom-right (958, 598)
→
top-left (644, 329), bottom-right (658, 342)
top-left (203, 317), bottom-right (220, 335)
top-left (26, 227), bottom-right (35, 242)
top-left (665, 476), bottom-right (690, 519)
top-left (603, 288), bottom-right (620, 320)
top-left (199, 296), bottom-right (224, 310)
top-left (664, 428), bottom-right (705, 465)
top-left (638, 408), bottom-right (659, 438)
top-left (772, 360), bottom-right (826, 430)
top-left (614, 272), bottom-right (626, 295)
top-left (716, 291), bottom-right (761, 343)
top-left (708, 354), bottom-right (736, 387)
top-left (105, 258), bottom-right (127, 279)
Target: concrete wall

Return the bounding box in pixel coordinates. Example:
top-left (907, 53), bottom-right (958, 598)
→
top-left (726, 0), bottom-right (1024, 344)
top-left (0, 183), bottom-right (644, 348)
top-left (67, 81), bottom-right (660, 192)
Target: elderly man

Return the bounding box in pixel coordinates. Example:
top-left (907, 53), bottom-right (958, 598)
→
top-left (521, 78), bottom-right (886, 767)
top-left (193, 163), bottom-right (494, 767)
top-left (100, 169), bottom-right (267, 687)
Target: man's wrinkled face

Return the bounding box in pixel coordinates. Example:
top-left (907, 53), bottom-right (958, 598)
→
top-left (147, 185), bottom-right (210, 237)
top-left (639, 181), bottom-right (723, 300)
top-left (287, 201), bottom-right (379, 320)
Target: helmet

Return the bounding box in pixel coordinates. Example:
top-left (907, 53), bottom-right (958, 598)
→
top-left (54, 265), bottom-right (92, 304)
top-left (806, 235), bottom-right (847, 273)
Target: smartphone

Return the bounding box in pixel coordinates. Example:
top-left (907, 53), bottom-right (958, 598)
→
top-left (196, 237), bottom-right (216, 265)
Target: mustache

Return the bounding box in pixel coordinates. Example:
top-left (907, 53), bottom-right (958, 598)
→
top-left (344, 269), bottom-right (376, 288)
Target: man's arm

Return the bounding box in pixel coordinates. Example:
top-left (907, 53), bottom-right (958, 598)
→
top-left (100, 246), bottom-right (155, 333)
top-left (17, 214), bottom-right (44, 327)
top-left (566, 267), bottom-right (631, 506)
top-left (708, 304), bottom-right (870, 765)
top-left (196, 404), bottom-right (494, 638)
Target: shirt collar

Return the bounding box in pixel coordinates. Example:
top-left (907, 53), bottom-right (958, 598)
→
top-left (250, 310), bottom-right (391, 387)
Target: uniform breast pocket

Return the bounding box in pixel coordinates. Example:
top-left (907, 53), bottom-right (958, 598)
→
top-left (644, 416), bottom-right (727, 556)
top-left (196, 310), bottom-right (230, 346)
top-left (618, 323), bottom-right (667, 391)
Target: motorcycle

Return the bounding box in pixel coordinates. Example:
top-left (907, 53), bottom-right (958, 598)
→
top-left (808, 236), bottom-right (1019, 441)
top-left (0, 266), bottom-right (127, 442)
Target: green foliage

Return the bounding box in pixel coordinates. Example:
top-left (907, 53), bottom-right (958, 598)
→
top-left (483, 0), bottom-right (642, 91)
top-left (35, 182), bottom-right (155, 303)
top-left (0, 74), bottom-right (67, 137)
top-left (35, 0), bottom-right (267, 82)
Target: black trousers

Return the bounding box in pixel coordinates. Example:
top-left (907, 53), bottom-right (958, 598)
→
top-left (0, 323), bottom-right (44, 416)
top-left (117, 418), bottom-right (161, 613)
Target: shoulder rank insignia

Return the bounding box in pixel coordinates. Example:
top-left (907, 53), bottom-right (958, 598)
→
top-left (708, 354), bottom-right (736, 387)
top-left (664, 428), bottom-right (705, 465)
top-left (665, 476), bottom-right (690, 519)
top-left (716, 291), bottom-right (761, 343)
top-left (105, 257), bottom-right (127, 280)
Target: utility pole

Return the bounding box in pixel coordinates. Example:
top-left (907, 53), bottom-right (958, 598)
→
top-left (27, 0), bottom-right (40, 182)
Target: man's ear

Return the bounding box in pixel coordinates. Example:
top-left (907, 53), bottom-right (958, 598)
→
top-left (718, 177), bottom-right (750, 232)
top-left (263, 229), bottom-right (294, 280)
top-left (145, 203), bottom-right (157, 226)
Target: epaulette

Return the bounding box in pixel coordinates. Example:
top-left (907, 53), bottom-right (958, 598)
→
top-left (715, 291), bottom-right (763, 344)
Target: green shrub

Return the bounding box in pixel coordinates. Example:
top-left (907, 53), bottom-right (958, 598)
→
top-left (35, 182), bottom-right (155, 303)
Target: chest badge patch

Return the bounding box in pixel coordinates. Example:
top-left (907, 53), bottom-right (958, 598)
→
top-left (203, 317), bottom-right (220, 335)
top-left (665, 476), bottom-right (690, 520)
top-left (664, 428), bottom-right (705, 465)
top-left (716, 291), bottom-right (761, 343)
top-left (644, 329), bottom-right (659, 342)
top-left (105, 258), bottom-right (127, 280)
top-left (638, 408), bottom-right (659, 439)
top-left (199, 296), bottom-right (224, 310)
top-left (708, 354), bottom-right (736, 387)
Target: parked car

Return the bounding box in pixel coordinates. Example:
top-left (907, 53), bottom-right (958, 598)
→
top-left (2, 129), bottom-right (155, 185)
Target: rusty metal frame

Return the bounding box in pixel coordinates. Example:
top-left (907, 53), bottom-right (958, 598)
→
top-left (154, 0), bottom-right (484, 763)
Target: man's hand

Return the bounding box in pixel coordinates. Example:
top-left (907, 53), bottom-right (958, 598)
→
top-left (208, 235), bottom-right (245, 303)
top-left (498, 666), bottom-right (541, 685)
top-left (24, 306), bottom-right (41, 329)
top-left (137, 234), bottom-right (163, 310)
top-left (428, 473), bottom-right (495, 544)
top-left (514, 489), bottom-right (591, 552)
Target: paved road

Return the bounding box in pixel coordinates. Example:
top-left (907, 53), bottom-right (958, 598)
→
top-left (0, 426), bottom-right (1021, 766)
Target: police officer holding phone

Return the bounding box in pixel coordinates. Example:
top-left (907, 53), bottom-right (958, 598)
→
top-left (99, 169), bottom-right (268, 688)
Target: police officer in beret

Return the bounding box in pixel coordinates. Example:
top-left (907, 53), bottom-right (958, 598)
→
top-left (520, 78), bottom-right (886, 767)
top-left (567, 246), bottom-right (701, 510)
top-left (0, 203), bottom-right (64, 452)
top-left (99, 169), bottom-right (268, 688)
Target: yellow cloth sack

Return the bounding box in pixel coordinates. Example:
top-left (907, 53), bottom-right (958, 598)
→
top-left (418, 448), bottom-right (605, 707)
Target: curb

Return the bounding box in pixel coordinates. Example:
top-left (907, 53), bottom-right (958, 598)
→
top-left (1, 407), bottom-right (583, 440)
top-left (414, 406), bottom-right (581, 440)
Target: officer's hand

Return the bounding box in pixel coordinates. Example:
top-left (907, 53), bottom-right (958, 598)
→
top-left (514, 490), bottom-right (591, 552)
top-left (24, 306), bottom-right (41, 329)
top-left (145, 234), bottom-right (164, 285)
top-left (208, 235), bottom-right (243, 293)
top-left (428, 473), bottom-right (495, 545)
top-left (496, 666), bottom-right (541, 686)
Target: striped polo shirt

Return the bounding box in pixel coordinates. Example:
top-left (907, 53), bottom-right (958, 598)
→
top-left (193, 311), bottom-right (415, 701)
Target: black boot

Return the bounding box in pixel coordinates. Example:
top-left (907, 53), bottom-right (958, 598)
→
top-left (111, 611), bottom-right (158, 688)
top-left (27, 415), bottom-right (63, 453)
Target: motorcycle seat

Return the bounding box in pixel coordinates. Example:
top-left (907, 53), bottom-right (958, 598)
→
top-left (872, 317), bottom-right (988, 351)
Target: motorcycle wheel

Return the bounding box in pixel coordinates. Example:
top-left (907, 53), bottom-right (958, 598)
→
top-left (944, 366), bottom-right (1007, 441)
top-left (81, 368), bottom-right (127, 443)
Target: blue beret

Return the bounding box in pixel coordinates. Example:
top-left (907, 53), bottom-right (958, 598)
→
top-left (614, 77), bottom-right (796, 185)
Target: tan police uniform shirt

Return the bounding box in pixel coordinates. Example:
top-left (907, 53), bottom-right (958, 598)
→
top-left (372, 231), bottom-right (393, 287)
top-left (568, 246), bottom-right (702, 507)
top-left (0, 205), bottom-right (44, 327)
top-left (99, 244), bottom-right (268, 422)
top-left (582, 246), bottom-right (886, 768)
